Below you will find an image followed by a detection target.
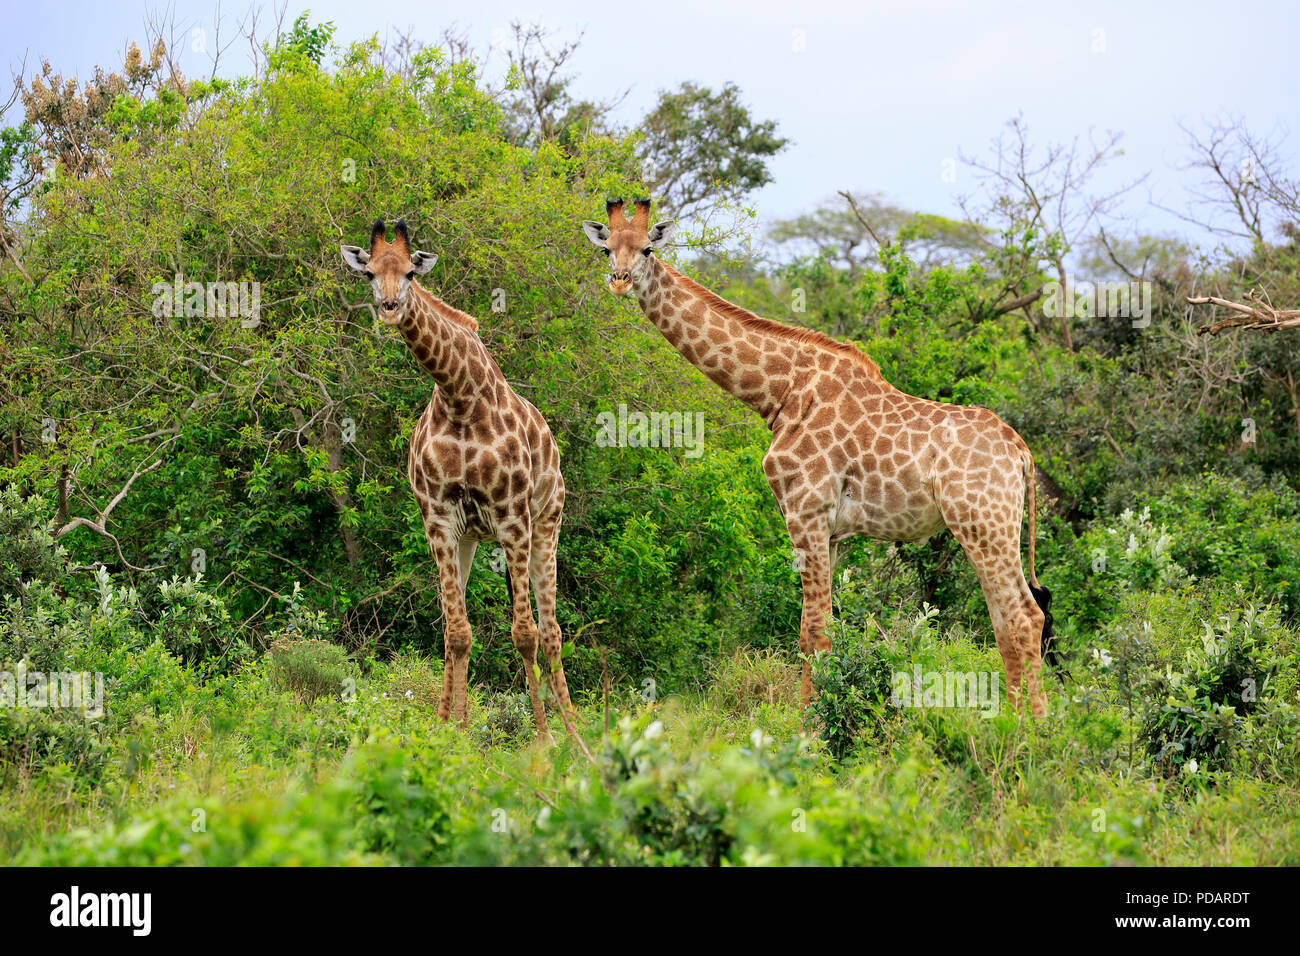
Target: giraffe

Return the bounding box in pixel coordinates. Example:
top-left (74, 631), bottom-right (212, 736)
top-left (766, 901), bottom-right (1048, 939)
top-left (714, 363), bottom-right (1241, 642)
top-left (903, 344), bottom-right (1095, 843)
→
top-left (342, 218), bottom-right (573, 739)
top-left (580, 199), bottom-right (1054, 716)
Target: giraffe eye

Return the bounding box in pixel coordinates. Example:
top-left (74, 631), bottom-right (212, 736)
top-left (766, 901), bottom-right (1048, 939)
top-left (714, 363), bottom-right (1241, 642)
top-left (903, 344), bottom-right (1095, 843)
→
top-left (405, 271), bottom-right (415, 280)
top-left (363, 270), bottom-right (374, 280)
top-left (642, 247), bottom-right (653, 256)
top-left (602, 248), bottom-right (611, 257)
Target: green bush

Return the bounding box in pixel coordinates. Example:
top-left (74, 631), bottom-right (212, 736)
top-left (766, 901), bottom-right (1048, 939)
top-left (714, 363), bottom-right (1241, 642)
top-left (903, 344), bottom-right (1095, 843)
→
top-left (267, 638), bottom-right (356, 704)
top-left (0, 488), bottom-right (67, 597)
top-left (809, 622), bottom-right (901, 762)
top-left (0, 703), bottom-right (109, 787)
top-left (471, 691), bottom-right (535, 748)
top-left (1139, 605), bottom-right (1278, 775)
top-left (350, 729), bottom-right (467, 865)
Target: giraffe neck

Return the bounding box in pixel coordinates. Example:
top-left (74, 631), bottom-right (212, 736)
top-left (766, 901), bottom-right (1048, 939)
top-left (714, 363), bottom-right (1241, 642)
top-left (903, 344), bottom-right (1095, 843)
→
top-left (632, 257), bottom-right (808, 423)
top-left (397, 285), bottom-right (503, 414)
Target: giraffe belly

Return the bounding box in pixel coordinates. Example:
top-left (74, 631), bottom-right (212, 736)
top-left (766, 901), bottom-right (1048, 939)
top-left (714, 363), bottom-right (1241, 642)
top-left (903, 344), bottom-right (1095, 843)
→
top-left (833, 465), bottom-right (947, 543)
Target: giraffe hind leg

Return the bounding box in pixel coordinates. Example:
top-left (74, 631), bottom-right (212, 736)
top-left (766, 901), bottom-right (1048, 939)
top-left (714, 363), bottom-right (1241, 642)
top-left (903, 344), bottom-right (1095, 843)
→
top-left (501, 530), bottom-right (551, 742)
top-left (973, 554), bottom-right (1047, 717)
top-left (787, 514), bottom-right (833, 710)
top-left (939, 500), bottom-right (1048, 717)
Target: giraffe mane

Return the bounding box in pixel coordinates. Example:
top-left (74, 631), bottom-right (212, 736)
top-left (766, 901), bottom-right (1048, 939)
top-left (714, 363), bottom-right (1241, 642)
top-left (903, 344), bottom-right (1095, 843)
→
top-left (658, 262), bottom-right (883, 380)
top-left (412, 281), bottom-right (479, 332)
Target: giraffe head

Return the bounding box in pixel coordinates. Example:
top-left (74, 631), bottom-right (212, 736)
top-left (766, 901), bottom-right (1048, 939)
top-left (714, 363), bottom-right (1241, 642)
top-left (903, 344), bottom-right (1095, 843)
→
top-left (580, 198), bottom-right (676, 296)
top-left (341, 218), bottom-right (438, 325)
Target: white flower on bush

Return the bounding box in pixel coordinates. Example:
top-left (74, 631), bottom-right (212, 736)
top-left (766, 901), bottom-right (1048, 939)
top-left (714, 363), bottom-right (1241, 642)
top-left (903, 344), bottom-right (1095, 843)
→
top-left (644, 720), bottom-right (664, 740)
top-left (1091, 647), bottom-right (1114, 668)
top-left (1183, 759), bottom-right (1199, 776)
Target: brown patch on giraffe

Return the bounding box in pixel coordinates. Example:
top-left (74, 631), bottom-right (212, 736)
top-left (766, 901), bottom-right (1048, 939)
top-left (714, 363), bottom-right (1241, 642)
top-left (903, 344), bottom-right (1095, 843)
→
top-left (659, 262), bottom-right (885, 381)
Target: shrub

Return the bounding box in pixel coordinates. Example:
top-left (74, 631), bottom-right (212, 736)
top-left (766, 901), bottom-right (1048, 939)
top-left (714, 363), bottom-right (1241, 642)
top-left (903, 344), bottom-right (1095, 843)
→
top-left (350, 729), bottom-right (467, 865)
top-left (267, 639), bottom-right (356, 704)
top-left (0, 703), bottom-right (109, 787)
top-left (708, 647), bottom-right (799, 715)
top-left (146, 575), bottom-right (248, 670)
top-left (808, 622), bottom-right (900, 762)
top-left (0, 488), bottom-right (66, 598)
top-left (471, 691), bottom-right (535, 748)
top-left (1139, 605), bottom-right (1278, 774)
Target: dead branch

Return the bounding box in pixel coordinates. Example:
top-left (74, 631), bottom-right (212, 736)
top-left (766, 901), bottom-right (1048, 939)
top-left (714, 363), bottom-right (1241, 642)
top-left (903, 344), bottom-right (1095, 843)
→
top-left (838, 190), bottom-right (885, 248)
top-left (1187, 290), bottom-right (1300, 334)
top-left (54, 438), bottom-right (174, 570)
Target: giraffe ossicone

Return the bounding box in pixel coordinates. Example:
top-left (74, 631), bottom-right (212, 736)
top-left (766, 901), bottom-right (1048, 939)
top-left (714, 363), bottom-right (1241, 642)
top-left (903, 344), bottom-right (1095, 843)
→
top-left (342, 218), bottom-right (573, 739)
top-left (581, 198), bottom-right (1054, 717)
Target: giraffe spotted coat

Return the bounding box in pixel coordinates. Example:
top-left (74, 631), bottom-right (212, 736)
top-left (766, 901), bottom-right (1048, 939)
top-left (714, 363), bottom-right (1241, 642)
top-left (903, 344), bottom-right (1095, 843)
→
top-left (342, 219), bottom-right (572, 739)
top-left (582, 200), bottom-right (1051, 716)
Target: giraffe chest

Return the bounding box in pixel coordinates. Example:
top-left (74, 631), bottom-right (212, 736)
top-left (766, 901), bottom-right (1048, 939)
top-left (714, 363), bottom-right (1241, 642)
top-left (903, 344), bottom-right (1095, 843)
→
top-left (406, 396), bottom-right (558, 540)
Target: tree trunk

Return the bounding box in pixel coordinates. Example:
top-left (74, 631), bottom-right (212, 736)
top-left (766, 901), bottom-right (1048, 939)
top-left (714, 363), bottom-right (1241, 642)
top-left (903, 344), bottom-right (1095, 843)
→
top-left (1057, 263), bottom-right (1074, 352)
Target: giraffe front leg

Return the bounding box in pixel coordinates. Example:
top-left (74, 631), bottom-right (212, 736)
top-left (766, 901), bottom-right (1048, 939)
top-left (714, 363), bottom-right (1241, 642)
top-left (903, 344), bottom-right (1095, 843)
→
top-left (789, 515), bottom-right (833, 710)
top-left (501, 530), bottom-right (551, 742)
top-left (530, 508), bottom-right (573, 719)
top-left (432, 538), bottom-right (473, 726)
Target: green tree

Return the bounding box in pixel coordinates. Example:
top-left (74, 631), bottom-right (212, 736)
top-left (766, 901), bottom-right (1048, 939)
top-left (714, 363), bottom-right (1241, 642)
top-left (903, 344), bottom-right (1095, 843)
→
top-left (641, 82), bottom-right (789, 220)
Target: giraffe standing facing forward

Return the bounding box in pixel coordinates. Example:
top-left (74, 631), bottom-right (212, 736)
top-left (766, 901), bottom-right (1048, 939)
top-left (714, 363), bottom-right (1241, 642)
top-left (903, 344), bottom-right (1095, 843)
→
top-left (343, 218), bottom-right (572, 739)
top-left (581, 200), bottom-right (1054, 716)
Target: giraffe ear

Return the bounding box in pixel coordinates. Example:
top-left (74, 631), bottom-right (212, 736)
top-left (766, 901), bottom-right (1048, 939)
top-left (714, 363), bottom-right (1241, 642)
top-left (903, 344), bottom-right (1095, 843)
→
top-left (581, 220), bottom-right (610, 248)
top-left (392, 218), bottom-right (410, 253)
top-left (340, 245), bottom-right (370, 272)
top-left (648, 220), bottom-right (676, 247)
top-left (410, 250), bottom-right (438, 274)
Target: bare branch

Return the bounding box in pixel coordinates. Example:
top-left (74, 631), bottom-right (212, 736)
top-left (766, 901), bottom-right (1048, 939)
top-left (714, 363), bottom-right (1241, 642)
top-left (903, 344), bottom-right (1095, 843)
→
top-left (837, 190), bottom-right (885, 248)
top-left (1187, 290), bottom-right (1300, 334)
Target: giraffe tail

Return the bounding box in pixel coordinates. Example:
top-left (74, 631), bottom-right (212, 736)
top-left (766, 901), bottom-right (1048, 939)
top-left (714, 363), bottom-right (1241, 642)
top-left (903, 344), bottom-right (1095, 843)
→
top-left (1024, 455), bottom-right (1059, 671)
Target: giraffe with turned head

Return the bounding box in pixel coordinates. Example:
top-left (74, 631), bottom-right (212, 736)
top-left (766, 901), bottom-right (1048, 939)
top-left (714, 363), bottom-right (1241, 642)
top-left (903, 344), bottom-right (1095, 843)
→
top-left (342, 218), bottom-right (572, 739)
top-left (581, 199), bottom-right (1054, 716)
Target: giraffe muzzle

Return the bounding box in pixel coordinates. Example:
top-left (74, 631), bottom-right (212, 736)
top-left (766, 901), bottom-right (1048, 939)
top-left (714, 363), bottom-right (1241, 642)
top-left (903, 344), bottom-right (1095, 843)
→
top-left (378, 300), bottom-right (402, 325)
top-left (608, 271), bottom-right (632, 296)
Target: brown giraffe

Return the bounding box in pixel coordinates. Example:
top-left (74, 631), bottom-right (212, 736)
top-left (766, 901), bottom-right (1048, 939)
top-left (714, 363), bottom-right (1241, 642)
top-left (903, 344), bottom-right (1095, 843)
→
top-left (581, 199), bottom-right (1053, 717)
top-left (342, 218), bottom-right (573, 739)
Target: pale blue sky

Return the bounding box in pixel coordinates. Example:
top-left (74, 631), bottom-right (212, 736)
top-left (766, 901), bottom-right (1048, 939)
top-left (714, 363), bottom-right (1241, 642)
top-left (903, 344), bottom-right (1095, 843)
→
top-left (5, 0), bottom-right (1298, 254)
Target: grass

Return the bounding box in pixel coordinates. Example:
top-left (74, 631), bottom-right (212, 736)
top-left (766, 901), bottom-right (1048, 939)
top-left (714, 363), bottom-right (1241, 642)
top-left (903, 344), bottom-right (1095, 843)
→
top-left (3, 588), bottom-right (1298, 866)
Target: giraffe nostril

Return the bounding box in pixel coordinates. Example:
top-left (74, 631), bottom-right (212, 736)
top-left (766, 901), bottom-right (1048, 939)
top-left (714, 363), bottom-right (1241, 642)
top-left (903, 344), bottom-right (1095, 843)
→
top-left (382, 300), bottom-right (399, 311)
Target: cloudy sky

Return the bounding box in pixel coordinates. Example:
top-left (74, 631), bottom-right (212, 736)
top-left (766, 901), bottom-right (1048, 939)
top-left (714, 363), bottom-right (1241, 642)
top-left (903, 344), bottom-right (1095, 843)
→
top-left (5, 0), bottom-right (1298, 253)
